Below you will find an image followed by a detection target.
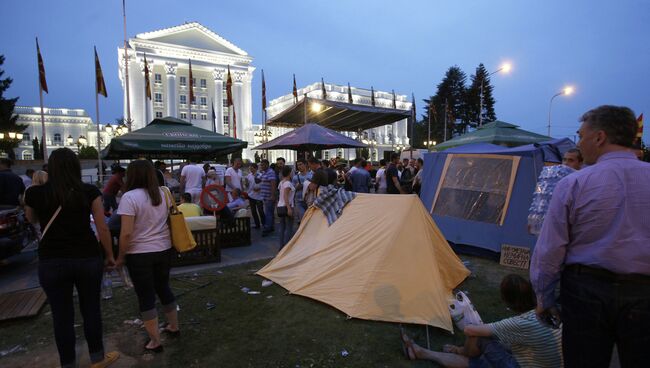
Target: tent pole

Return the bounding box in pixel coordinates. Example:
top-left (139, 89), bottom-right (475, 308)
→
top-left (426, 325), bottom-right (430, 350)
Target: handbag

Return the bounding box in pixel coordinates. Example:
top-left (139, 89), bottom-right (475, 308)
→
top-left (40, 205), bottom-right (62, 241)
top-left (277, 206), bottom-right (288, 217)
top-left (162, 187), bottom-right (197, 253)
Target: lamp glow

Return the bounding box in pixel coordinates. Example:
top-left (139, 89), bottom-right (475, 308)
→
top-left (563, 86), bottom-right (574, 95)
top-left (105, 124), bottom-right (113, 134)
top-left (16, 133), bottom-right (23, 140)
top-left (311, 102), bottom-right (323, 112)
top-left (500, 62), bottom-right (512, 74)
top-left (67, 135), bottom-right (73, 145)
top-left (8, 132), bottom-right (16, 139)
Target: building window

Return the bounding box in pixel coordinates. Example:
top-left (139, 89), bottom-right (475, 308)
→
top-left (192, 78), bottom-right (196, 87)
top-left (180, 95), bottom-right (187, 105)
top-left (22, 151), bottom-right (33, 160)
top-left (179, 76), bottom-right (187, 86)
top-left (222, 98), bottom-right (228, 108)
top-left (154, 73), bottom-right (162, 84)
top-left (200, 97), bottom-right (207, 106)
top-left (154, 93), bottom-right (163, 103)
top-left (224, 115), bottom-right (229, 125)
top-left (54, 133), bottom-right (61, 143)
top-left (180, 112), bottom-right (187, 119)
top-left (200, 79), bottom-right (207, 88)
top-left (324, 151), bottom-right (330, 159)
top-left (201, 113), bottom-right (207, 120)
top-left (155, 111), bottom-right (163, 118)
top-left (22, 133), bottom-right (31, 143)
top-left (191, 113), bottom-right (197, 120)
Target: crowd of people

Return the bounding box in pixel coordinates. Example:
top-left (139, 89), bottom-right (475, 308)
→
top-left (0, 104), bottom-right (647, 367)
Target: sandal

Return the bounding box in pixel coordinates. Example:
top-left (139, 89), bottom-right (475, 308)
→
top-left (144, 341), bottom-right (163, 353)
top-left (160, 323), bottom-right (180, 338)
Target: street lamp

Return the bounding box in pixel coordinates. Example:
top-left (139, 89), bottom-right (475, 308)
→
top-left (67, 134), bottom-right (74, 145)
top-left (547, 86), bottom-right (575, 137)
top-left (479, 62), bottom-right (512, 127)
top-left (104, 124), bottom-right (113, 134)
top-left (424, 140), bottom-right (437, 151)
top-left (78, 135), bottom-right (87, 146)
top-left (311, 102), bottom-right (323, 113)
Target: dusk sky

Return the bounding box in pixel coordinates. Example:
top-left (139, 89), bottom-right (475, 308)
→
top-left (2, 0), bottom-right (648, 141)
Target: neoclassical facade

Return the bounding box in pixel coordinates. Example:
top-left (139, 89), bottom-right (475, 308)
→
top-left (12, 106), bottom-right (111, 160)
top-left (261, 82), bottom-right (411, 162)
top-left (118, 22), bottom-right (255, 158)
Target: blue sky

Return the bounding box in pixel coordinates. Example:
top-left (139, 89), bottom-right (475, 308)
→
top-left (2, 0), bottom-right (648, 141)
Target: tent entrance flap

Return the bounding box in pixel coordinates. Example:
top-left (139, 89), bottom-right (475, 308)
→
top-left (430, 154), bottom-right (521, 226)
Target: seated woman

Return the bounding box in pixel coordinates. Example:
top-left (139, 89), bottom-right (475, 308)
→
top-left (402, 274), bottom-right (563, 368)
top-left (178, 192), bottom-right (202, 218)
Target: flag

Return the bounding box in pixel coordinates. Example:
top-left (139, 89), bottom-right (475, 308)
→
top-left (211, 99), bottom-right (217, 132)
top-left (392, 90), bottom-right (397, 109)
top-left (262, 69), bottom-right (267, 110)
top-left (143, 53), bottom-right (151, 100)
top-left (292, 74), bottom-right (298, 104)
top-left (321, 77), bottom-right (327, 100)
top-left (226, 65), bottom-right (237, 138)
top-left (347, 82), bottom-right (353, 104)
top-left (36, 38), bottom-right (48, 93)
top-left (636, 113), bottom-right (644, 148)
top-left (188, 59), bottom-right (195, 104)
top-left (94, 47), bottom-right (107, 97)
top-left (370, 86), bottom-right (375, 106)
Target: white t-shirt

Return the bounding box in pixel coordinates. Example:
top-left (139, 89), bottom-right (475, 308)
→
top-left (246, 172), bottom-right (263, 200)
top-left (375, 168), bottom-right (387, 190)
top-left (224, 167), bottom-right (243, 192)
top-left (117, 188), bottom-right (172, 254)
top-left (181, 164), bottom-right (205, 193)
top-left (277, 180), bottom-right (295, 208)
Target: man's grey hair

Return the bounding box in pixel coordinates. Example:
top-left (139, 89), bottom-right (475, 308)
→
top-left (580, 105), bottom-right (638, 147)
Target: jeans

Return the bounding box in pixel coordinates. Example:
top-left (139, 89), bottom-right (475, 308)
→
top-left (263, 199), bottom-right (275, 232)
top-left (38, 257), bottom-right (105, 367)
top-left (278, 214), bottom-right (294, 248)
top-left (294, 200), bottom-right (307, 224)
top-left (249, 197), bottom-right (265, 228)
top-left (468, 337), bottom-right (519, 368)
top-left (102, 193), bottom-right (117, 213)
top-left (561, 267), bottom-right (650, 367)
top-left (126, 248), bottom-right (177, 321)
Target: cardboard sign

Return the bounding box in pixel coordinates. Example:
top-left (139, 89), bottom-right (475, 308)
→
top-left (500, 244), bottom-right (531, 269)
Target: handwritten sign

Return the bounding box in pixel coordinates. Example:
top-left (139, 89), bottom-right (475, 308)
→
top-left (500, 244), bottom-right (531, 269)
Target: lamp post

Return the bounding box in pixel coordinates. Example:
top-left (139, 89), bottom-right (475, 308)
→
top-left (479, 62), bottom-right (512, 127)
top-left (424, 140), bottom-right (437, 151)
top-left (0, 131), bottom-right (25, 159)
top-left (547, 86), bottom-right (574, 137)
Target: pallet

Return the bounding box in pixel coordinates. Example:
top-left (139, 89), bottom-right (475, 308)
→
top-left (0, 288), bottom-right (47, 321)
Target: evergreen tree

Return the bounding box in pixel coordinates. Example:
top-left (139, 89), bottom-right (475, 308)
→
top-left (466, 63), bottom-right (497, 127)
top-left (0, 55), bottom-right (26, 160)
top-left (421, 66), bottom-right (469, 144)
top-left (77, 145), bottom-right (99, 159)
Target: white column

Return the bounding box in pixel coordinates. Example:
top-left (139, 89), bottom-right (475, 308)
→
top-left (165, 62), bottom-right (177, 118)
top-left (234, 72), bottom-right (244, 140)
top-left (213, 68), bottom-right (224, 134)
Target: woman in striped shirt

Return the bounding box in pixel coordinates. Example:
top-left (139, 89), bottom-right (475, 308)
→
top-left (402, 274), bottom-right (563, 368)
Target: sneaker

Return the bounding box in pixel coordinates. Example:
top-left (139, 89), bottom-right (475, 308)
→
top-left (90, 351), bottom-right (120, 368)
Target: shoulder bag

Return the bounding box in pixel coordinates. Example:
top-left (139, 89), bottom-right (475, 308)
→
top-left (39, 205), bottom-right (62, 241)
top-left (162, 187), bottom-right (197, 252)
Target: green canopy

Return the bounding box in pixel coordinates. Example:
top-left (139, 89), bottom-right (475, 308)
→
top-left (101, 117), bottom-right (247, 159)
top-left (434, 120), bottom-right (551, 151)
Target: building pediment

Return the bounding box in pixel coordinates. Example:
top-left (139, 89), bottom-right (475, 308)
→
top-left (135, 22), bottom-right (247, 56)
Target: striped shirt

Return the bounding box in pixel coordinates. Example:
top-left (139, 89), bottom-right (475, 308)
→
top-left (259, 168), bottom-right (276, 201)
top-left (489, 310), bottom-right (563, 368)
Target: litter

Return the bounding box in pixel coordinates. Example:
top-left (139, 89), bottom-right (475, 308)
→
top-left (240, 287), bottom-right (251, 293)
top-left (247, 291), bottom-right (261, 295)
top-left (217, 270), bottom-right (223, 274)
top-left (0, 345), bottom-right (26, 357)
top-left (341, 349), bottom-right (349, 357)
top-left (206, 302), bottom-right (216, 310)
top-left (266, 295), bottom-right (273, 299)
top-left (177, 305), bottom-right (181, 311)
top-left (123, 319), bottom-right (143, 326)
top-left (261, 280), bottom-right (274, 287)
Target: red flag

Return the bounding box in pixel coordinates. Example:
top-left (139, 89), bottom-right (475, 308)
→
top-left (392, 90), bottom-right (397, 109)
top-left (226, 66), bottom-right (237, 138)
top-left (321, 77), bottom-right (327, 100)
top-left (292, 74), bottom-right (298, 104)
top-left (188, 59), bottom-right (195, 104)
top-left (94, 47), bottom-right (107, 97)
top-left (637, 113), bottom-right (644, 139)
top-left (347, 82), bottom-right (353, 104)
top-left (261, 69), bottom-right (267, 110)
top-left (370, 86), bottom-right (375, 106)
top-left (36, 38), bottom-right (48, 93)
top-left (143, 53), bottom-right (151, 100)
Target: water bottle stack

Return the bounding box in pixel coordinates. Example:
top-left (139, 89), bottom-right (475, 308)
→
top-left (527, 165), bottom-right (576, 235)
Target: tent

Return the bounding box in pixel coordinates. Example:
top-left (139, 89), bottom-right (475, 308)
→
top-left (253, 123), bottom-right (367, 151)
top-left (101, 117), bottom-right (247, 159)
top-left (257, 194), bottom-right (470, 332)
top-left (419, 138), bottom-right (575, 255)
top-left (434, 121), bottom-right (552, 151)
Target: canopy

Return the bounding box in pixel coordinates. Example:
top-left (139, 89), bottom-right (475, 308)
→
top-left (101, 117), bottom-right (247, 159)
top-left (253, 123), bottom-right (367, 152)
top-left (434, 121), bottom-right (551, 151)
top-left (266, 97), bottom-right (411, 131)
top-left (257, 194), bottom-right (470, 332)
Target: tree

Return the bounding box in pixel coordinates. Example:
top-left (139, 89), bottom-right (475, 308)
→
top-left (0, 55), bottom-right (26, 160)
top-left (77, 145), bottom-right (99, 159)
top-left (32, 137), bottom-right (43, 160)
top-left (466, 63), bottom-right (497, 127)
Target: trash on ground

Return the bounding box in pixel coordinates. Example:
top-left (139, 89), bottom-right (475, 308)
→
top-left (216, 270), bottom-right (223, 274)
top-left (247, 291), bottom-right (261, 295)
top-left (266, 295), bottom-right (273, 299)
top-left (240, 287), bottom-right (251, 293)
top-left (124, 318), bottom-right (143, 326)
top-left (206, 302), bottom-right (216, 310)
top-left (0, 345), bottom-right (26, 357)
top-left (341, 349), bottom-right (349, 357)
top-left (262, 280), bottom-right (274, 287)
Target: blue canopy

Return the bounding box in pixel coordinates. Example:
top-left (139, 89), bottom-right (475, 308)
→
top-left (419, 138), bottom-right (575, 255)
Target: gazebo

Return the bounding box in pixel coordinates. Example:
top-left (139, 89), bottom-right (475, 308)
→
top-left (433, 121), bottom-right (552, 151)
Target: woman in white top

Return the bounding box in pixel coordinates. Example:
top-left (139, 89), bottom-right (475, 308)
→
top-left (375, 159), bottom-right (388, 194)
top-left (116, 160), bottom-right (179, 353)
top-left (276, 165), bottom-right (295, 247)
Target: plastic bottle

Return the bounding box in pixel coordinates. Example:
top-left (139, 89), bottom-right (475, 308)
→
top-left (102, 272), bottom-right (113, 300)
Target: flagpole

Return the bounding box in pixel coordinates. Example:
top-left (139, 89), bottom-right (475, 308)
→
top-left (95, 71), bottom-right (103, 185)
top-left (122, 0), bottom-right (132, 132)
top-left (38, 85), bottom-right (47, 161)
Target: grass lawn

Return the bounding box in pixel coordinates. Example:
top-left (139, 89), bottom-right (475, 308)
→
top-left (0, 255), bottom-right (527, 367)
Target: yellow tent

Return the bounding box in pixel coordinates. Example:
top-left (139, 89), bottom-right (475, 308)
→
top-left (257, 194), bottom-right (470, 332)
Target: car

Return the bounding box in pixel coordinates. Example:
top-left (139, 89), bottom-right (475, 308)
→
top-left (0, 205), bottom-right (27, 260)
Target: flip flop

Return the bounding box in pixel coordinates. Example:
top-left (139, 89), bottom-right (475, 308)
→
top-left (399, 325), bottom-right (415, 360)
top-left (159, 323), bottom-right (180, 338)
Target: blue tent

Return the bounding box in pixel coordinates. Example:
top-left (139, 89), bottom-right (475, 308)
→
top-left (419, 138), bottom-right (575, 255)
